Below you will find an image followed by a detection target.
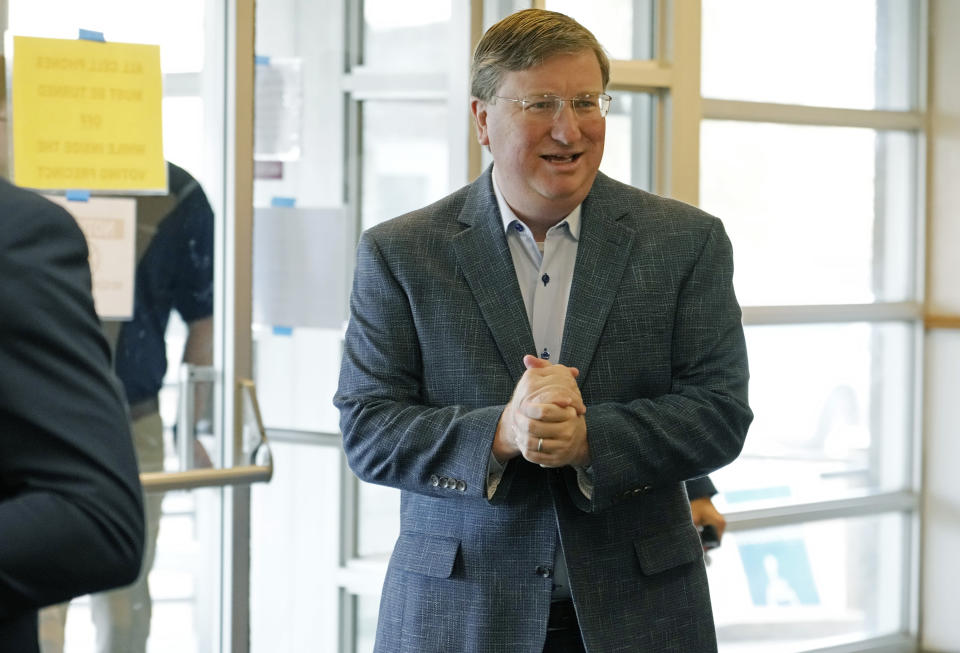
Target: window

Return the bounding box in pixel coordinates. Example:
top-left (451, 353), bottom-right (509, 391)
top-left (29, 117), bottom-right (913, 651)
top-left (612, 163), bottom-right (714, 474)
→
top-left (701, 122), bottom-right (918, 306)
top-left (249, 1), bottom-right (468, 651)
top-left (247, 2), bottom-right (925, 652)
top-left (701, 0), bottom-right (919, 111)
top-left (601, 91), bottom-right (656, 193)
top-left (361, 0), bottom-right (453, 72)
top-left (708, 513), bottom-right (910, 651)
top-left (360, 101), bottom-right (450, 229)
top-left (700, 1), bottom-right (924, 650)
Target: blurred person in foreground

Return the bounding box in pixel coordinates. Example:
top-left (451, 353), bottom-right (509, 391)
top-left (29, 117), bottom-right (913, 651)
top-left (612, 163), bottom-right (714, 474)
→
top-left (336, 9), bottom-right (751, 652)
top-left (0, 145), bottom-right (145, 652)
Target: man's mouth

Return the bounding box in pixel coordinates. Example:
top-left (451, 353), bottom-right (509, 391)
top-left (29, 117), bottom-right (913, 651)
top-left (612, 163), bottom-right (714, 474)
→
top-left (541, 153), bottom-right (582, 163)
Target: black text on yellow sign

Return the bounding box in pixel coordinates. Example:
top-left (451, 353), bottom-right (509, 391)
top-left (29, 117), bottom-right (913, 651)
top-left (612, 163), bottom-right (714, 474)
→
top-left (11, 36), bottom-right (166, 192)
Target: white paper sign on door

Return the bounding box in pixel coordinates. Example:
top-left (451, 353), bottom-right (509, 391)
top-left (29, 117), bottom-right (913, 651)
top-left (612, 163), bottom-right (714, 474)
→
top-left (45, 195), bottom-right (137, 319)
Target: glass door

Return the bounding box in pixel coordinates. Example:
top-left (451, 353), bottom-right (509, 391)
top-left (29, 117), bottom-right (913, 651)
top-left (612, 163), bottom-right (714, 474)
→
top-left (3, 1), bottom-right (263, 651)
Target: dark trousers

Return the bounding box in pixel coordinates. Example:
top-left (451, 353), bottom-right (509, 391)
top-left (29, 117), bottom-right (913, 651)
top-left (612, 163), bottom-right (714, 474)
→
top-left (543, 600), bottom-right (585, 653)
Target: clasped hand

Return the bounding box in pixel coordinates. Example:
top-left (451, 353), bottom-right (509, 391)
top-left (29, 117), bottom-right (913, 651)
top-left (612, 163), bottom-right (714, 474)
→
top-left (493, 354), bottom-right (590, 468)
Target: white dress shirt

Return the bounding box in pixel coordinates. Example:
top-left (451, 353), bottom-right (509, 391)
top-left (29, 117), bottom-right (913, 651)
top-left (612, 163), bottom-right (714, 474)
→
top-left (485, 166), bottom-right (594, 599)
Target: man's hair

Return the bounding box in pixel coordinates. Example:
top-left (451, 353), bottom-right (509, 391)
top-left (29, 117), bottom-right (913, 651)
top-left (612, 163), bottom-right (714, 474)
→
top-left (471, 9), bottom-right (610, 101)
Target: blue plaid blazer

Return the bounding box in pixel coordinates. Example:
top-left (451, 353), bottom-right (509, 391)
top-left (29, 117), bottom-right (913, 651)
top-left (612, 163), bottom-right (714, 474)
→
top-left (336, 168), bottom-right (752, 652)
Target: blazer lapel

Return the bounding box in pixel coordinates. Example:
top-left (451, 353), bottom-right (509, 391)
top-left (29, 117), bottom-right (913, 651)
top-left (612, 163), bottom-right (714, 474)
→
top-left (560, 174), bottom-right (635, 383)
top-left (452, 169), bottom-right (536, 384)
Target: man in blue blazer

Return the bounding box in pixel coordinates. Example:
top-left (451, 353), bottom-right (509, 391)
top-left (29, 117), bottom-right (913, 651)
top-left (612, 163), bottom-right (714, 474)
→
top-left (336, 9), bottom-right (751, 652)
top-left (0, 177), bottom-right (146, 653)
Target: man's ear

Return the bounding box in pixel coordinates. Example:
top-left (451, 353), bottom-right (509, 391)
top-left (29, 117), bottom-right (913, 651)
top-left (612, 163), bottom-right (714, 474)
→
top-left (470, 98), bottom-right (490, 147)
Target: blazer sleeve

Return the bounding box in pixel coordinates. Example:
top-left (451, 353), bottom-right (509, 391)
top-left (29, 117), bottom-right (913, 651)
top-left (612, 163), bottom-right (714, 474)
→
top-left (685, 476), bottom-right (717, 501)
top-left (568, 220), bottom-right (752, 513)
top-left (335, 232), bottom-right (504, 500)
top-left (0, 188), bottom-right (145, 620)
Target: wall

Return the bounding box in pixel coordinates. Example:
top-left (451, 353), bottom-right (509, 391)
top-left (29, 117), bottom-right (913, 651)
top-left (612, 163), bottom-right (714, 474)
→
top-left (921, 1), bottom-right (960, 651)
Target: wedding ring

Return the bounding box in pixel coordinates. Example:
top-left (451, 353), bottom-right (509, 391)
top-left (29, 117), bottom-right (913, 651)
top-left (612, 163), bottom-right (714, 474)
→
top-left (537, 438), bottom-right (543, 453)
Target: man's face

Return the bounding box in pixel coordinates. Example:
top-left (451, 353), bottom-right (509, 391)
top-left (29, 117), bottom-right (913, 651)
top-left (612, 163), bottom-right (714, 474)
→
top-left (472, 49), bottom-right (605, 223)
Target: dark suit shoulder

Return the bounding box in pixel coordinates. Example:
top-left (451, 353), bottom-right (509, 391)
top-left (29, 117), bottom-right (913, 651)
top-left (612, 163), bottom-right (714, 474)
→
top-left (589, 172), bottom-right (721, 233)
top-left (0, 178), bottom-right (87, 255)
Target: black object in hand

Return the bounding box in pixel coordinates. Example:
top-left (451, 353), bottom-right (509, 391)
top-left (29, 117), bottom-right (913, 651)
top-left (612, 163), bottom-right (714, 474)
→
top-left (699, 524), bottom-right (720, 550)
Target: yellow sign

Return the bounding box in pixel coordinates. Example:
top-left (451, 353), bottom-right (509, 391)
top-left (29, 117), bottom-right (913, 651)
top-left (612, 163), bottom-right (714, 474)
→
top-left (11, 36), bottom-right (166, 192)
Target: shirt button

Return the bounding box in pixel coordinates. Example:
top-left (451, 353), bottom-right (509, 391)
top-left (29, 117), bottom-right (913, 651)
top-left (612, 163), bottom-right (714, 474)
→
top-left (514, 222), bottom-right (524, 232)
top-left (540, 348), bottom-right (550, 360)
top-left (541, 274), bottom-right (550, 286)
top-left (535, 565), bottom-right (553, 578)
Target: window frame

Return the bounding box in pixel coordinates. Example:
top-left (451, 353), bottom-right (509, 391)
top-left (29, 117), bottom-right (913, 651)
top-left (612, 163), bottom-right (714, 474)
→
top-left (697, 1), bottom-right (927, 649)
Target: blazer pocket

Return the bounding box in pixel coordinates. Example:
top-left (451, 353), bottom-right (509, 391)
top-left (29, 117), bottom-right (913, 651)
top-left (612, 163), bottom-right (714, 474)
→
top-left (633, 523), bottom-right (703, 576)
top-left (392, 531), bottom-right (460, 579)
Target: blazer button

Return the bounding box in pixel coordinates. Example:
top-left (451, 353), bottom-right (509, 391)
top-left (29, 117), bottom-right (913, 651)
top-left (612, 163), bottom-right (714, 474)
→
top-left (535, 565), bottom-right (553, 578)
top-left (430, 475), bottom-right (440, 487)
top-left (456, 480), bottom-right (466, 492)
top-left (445, 478), bottom-right (457, 489)
top-left (438, 476), bottom-right (448, 488)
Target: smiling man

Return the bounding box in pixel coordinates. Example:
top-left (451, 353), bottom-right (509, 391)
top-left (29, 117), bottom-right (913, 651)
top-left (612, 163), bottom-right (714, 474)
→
top-left (335, 9), bottom-right (752, 652)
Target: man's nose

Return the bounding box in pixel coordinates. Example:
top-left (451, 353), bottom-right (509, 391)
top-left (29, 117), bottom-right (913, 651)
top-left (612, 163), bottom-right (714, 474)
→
top-left (550, 102), bottom-right (581, 143)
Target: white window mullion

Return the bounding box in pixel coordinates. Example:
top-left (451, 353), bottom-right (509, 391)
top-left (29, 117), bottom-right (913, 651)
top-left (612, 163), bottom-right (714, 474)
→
top-left (702, 98), bottom-right (923, 131)
top-left (724, 489), bottom-right (918, 532)
top-left (742, 302), bottom-right (923, 326)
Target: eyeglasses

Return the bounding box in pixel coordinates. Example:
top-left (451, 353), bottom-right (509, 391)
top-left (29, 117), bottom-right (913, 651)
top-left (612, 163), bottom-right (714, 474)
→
top-left (492, 93), bottom-right (612, 122)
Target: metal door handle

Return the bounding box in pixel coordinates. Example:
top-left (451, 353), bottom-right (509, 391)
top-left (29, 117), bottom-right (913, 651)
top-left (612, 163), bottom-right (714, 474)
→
top-left (141, 377), bottom-right (273, 492)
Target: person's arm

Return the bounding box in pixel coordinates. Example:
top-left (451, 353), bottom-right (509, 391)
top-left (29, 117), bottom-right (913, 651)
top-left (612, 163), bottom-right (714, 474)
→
top-left (685, 475), bottom-right (717, 502)
top-left (690, 496), bottom-right (726, 543)
top-left (0, 188), bottom-right (145, 619)
top-left (336, 231), bottom-right (513, 501)
top-left (687, 476), bottom-right (726, 543)
top-left (183, 316), bottom-right (214, 467)
top-left (183, 316), bottom-right (213, 366)
top-left (563, 219), bottom-right (752, 513)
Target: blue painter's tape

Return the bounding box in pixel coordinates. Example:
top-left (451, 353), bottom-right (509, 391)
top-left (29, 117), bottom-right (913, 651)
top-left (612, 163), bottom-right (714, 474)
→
top-left (270, 196), bottom-right (296, 208)
top-left (78, 29), bottom-right (105, 42)
top-left (66, 190), bottom-right (92, 202)
top-left (272, 326), bottom-right (293, 336)
top-left (255, 55), bottom-right (271, 66)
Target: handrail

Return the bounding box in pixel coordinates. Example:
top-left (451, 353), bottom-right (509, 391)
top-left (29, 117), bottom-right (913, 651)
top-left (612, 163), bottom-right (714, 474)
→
top-left (141, 465), bottom-right (272, 492)
top-left (140, 377), bottom-right (273, 493)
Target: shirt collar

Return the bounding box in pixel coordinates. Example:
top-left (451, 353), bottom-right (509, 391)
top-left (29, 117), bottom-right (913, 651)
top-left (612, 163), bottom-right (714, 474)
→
top-left (491, 165), bottom-right (581, 241)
